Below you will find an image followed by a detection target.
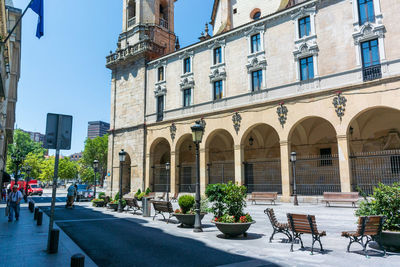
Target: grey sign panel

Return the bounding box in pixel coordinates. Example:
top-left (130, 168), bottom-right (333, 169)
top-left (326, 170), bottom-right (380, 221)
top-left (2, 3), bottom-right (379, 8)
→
top-left (45, 113), bottom-right (73, 150)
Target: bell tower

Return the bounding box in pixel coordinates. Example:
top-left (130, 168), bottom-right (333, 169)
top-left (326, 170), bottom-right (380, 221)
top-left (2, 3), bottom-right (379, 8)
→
top-left (120, 0), bottom-right (177, 58)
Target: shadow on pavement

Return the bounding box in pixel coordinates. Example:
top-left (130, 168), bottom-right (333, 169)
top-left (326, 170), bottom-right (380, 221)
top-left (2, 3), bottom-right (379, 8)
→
top-left (41, 205), bottom-right (279, 267)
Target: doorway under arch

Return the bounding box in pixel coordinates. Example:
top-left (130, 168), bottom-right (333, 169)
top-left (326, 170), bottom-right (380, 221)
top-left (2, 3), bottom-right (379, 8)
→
top-left (149, 138), bottom-right (171, 192)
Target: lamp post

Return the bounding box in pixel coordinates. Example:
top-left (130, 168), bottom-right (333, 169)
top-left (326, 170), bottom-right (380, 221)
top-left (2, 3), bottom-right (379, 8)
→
top-left (25, 165), bottom-right (32, 197)
top-left (165, 162), bottom-right (170, 202)
top-left (118, 150), bottom-right (126, 213)
top-left (290, 152), bottom-right (299, 206)
top-left (191, 120), bottom-right (205, 233)
top-left (93, 160), bottom-right (99, 199)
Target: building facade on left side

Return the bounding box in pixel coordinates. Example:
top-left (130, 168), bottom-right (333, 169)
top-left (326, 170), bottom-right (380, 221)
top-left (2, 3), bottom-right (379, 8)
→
top-left (0, 0), bottom-right (22, 185)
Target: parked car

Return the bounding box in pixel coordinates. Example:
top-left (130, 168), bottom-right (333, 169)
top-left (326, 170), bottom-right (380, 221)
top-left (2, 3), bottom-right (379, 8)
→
top-left (27, 181), bottom-right (43, 196)
top-left (76, 184), bottom-right (94, 202)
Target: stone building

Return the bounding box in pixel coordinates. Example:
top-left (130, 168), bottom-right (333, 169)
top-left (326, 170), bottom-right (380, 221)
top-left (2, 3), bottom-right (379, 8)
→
top-left (0, 0), bottom-right (21, 186)
top-left (106, 0), bottom-right (400, 201)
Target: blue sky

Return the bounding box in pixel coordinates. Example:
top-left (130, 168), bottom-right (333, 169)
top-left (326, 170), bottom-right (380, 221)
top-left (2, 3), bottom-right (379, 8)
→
top-left (13, 0), bottom-right (214, 155)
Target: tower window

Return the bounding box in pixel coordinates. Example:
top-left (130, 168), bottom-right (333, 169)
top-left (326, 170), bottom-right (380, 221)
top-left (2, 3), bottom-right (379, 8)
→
top-left (250, 8), bottom-right (261, 20)
top-left (127, 0), bottom-right (136, 19)
top-left (298, 16), bottom-right (311, 38)
top-left (213, 47), bottom-right (222, 65)
top-left (300, 56), bottom-right (314, 81)
top-left (184, 57), bottom-right (191, 73)
top-left (158, 67), bottom-right (164, 81)
top-left (251, 33), bottom-right (261, 53)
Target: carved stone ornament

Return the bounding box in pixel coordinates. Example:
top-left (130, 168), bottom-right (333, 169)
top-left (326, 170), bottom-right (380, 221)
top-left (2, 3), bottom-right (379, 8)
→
top-left (154, 85), bottom-right (166, 97)
top-left (170, 123), bottom-right (177, 142)
top-left (332, 92), bottom-right (347, 120)
top-left (352, 22), bottom-right (385, 45)
top-left (209, 68), bottom-right (226, 82)
top-left (293, 42), bottom-right (318, 60)
top-left (246, 56), bottom-right (267, 73)
top-left (277, 103), bottom-right (288, 128)
top-left (179, 76), bottom-right (195, 89)
top-left (232, 112), bottom-right (242, 134)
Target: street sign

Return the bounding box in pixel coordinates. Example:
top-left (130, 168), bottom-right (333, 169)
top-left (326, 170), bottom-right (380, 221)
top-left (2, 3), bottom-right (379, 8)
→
top-left (45, 113), bottom-right (73, 150)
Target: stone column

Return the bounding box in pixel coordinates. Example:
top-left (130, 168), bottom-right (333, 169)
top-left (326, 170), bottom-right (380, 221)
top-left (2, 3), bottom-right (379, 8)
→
top-left (234, 144), bottom-right (244, 185)
top-left (170, 151), bottom-right (176, 195)
top-left (337, 135), bottom-right (352, 192)
top-left (280, 140), bottom-right (291, 202)
top-left (200, 147), bottom-right (207, 195)
top-left (145, 153), bottom-right (151, 191)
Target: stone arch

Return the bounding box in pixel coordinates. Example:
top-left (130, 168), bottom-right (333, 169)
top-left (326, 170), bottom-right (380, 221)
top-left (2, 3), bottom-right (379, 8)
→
top-left (288, 116), bottom-right (340, 195)
top-left (122, 152), bottom-right (131, 195)
top-left (205, 129), bottom-right (235, 185)
top-left (149, 137), bottom-right (171, 192)
top-left (175, 134), bottom-right (196, 192)
top-left (347, 106), bottom-right (400, 194)
top-left (241, 123), bottom-right (282, 193)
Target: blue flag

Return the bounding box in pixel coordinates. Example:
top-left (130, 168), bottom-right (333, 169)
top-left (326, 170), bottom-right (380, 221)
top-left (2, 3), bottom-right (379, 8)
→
top-left (29, 0), bottom-right (44, 38)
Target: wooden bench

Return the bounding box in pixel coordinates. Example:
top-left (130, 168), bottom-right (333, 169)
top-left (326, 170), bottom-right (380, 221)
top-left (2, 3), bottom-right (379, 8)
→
top-left (287, 213), bottom-right (326, 254)
top-left (152, 200), bottom-right (174, 223)
top-left (249, 192), bottom-right (278, 205)
top-left (264, 208), bottom-right (292, 242)
top-left (321, 192), bottom-right (359, 207)
top-left (341, 215), bottom-right (386, 257)
top-left (157, 192), bottom-right (166, 200)
top-left (125, 198), bottom-right (142, 215)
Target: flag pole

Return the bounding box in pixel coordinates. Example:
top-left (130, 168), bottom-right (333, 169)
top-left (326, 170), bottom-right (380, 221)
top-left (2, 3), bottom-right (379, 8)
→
top-left (1, 0), bottom-right (34, 45)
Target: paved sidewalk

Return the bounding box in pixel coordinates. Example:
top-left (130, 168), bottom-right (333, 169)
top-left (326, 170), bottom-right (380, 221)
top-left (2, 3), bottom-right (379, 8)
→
top-left (0, 204), bottom-right (96, 267)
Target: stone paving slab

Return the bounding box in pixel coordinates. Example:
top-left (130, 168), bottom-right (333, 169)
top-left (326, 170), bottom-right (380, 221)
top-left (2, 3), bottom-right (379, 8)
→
top-left (0, 205), bottom-right (97, 267)
top-left (80, 201), bottom-right (399, 267)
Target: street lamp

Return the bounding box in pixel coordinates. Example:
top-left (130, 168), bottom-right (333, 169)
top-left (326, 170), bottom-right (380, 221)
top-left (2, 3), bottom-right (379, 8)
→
top-left (191, 120), bottom-right (205, 233)
top-left (118, 149), bottom-right (126, 213)
top-left (290, 152), bottom-right (299, 206)
top-left (165, 162), bottom-right (170, 202)
top-left (93, 160), bottom-right (99, 199)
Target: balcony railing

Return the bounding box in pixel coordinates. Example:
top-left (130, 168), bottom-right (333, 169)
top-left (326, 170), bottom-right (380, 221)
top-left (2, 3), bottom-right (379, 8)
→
top-left (127, 17), bottom-right (136, 28)
top-left (159, 18), bottom-right (168, 29)
top-left (363, 64), bottom-right (382, 82)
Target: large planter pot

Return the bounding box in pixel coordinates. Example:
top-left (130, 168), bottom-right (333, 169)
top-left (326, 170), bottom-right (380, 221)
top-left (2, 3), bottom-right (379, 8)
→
top-left (92, 201), bottom-right (105, 207)
top-left (212, 221), bottom-right (256, 238)
top-left (174, 213), bottom-right (206, 227)
top-left (108, 203), bottom-right (119, 211)
top-left (377, 231), bottom-right (400, 251)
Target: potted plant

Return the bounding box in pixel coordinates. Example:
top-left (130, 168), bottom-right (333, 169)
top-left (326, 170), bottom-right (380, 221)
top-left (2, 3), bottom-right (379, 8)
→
top-left (206, 182), bottom-right (255, 238)
top-left (173, 195), bottom-right (208, 227)
top-left (92, 198), bottom-right (105, 207)
top-left (134, 189), bottom-right (142, 200)
top-left (356, 182), bottom-right (400, 251)
top-left (108, 192), bottom-right (126, 211)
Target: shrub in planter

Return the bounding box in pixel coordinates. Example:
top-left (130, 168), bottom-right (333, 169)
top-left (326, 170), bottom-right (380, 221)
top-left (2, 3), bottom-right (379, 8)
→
top-left (98, 192), bottom-right (106, 199)
top-left (114, 192), bottom-right (120, 201)
top-left (178, 195), bottom-right (195, 214)
top-left (356, 182), bottom-right (400, 231)
top-left (92, 198), bottom-right (105, 207)
top-left (134, 189), bottom-right (141, 199)
top-left (145, 187), bottom-right (151, 195)
top-left (136, 192), bottom-right (146, 200)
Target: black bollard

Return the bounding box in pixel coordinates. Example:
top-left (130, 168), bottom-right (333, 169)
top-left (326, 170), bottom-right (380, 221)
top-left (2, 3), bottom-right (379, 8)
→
top-left (37, 211), bottom-right (43, 226)
top-left (34, 207), bottom-right (39, 220)
top-left (71, 253), bottom-right (85, 267)
top-left (48, 229), bottom-right (60, 254)
top-left (29, 201), bottom-right (35, 213)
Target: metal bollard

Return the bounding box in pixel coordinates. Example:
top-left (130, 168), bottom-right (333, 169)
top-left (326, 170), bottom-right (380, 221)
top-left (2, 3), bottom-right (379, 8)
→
top-left (71, 253), bottom-right (85, 267)
top-left (37, 211), bottom-right (43, 226)
top-left (34, 207), bottom-right (39, 220)
top-left (48, 229), bottom-right (60, 254)
top-left (142, 197), bottom-right (151, 217)
top-left (29, 201), bottom-right (35, 213)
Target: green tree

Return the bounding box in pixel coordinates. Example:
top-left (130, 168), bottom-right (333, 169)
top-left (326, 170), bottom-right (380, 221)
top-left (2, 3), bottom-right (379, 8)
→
top-left (81, 135), bottom-right (108, 185)
top-left (39, 157), bottom-right (78, 182)
top-left (77, 161), bottom-right (95, 183)
top-left (21, 152), bottom-right (44, 179)
top-left (6, 129), bottom-right (46, 176)
top-left (39, 157), bottom-right (55, 182)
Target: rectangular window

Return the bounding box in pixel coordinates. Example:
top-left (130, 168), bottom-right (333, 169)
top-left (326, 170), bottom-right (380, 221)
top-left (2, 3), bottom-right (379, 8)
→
top-left (184, 57), bottom-right (191, 73)
top-left (183, 89), bottom-right (191, 107)
top-left (251, 33), bottom-right (261, 53)
top-left (300, 56), bottom-right (314, 81)
top-left (251, 70), bottom-right (263, 92)
top-left (157, 95), bottom-right (164, 121)
top-left (320, 148), bottom-right (332, 166)
top-left (158, 67), bottom-right (164, 81)
top-left (213, 80), bottom-right (223, 100)
top-left (298, 16), bottom-right (311, 38)
top-left (361, 39), bottom-right (380, 67)
top-left (214, 47), bottom-right (222, 65)
top-left (358, 0), bottom-right (375, 25)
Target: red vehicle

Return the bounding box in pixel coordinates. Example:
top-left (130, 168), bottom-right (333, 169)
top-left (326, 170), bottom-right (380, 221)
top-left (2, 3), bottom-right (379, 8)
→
top-left (10, 180), bottom-right (43, 196)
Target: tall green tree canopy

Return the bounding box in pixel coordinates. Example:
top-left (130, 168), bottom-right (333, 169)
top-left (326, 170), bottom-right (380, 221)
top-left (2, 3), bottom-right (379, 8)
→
top-left (81, 134), bottom-right (108, 184)
top-left (7, 129), bottom-right (46, 175)
top-left (39, 157), bottom-right (79, 182)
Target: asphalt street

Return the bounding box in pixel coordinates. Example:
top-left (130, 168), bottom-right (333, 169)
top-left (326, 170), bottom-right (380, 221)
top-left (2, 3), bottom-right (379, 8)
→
top-left (41, 205), bottom-right (277, 267)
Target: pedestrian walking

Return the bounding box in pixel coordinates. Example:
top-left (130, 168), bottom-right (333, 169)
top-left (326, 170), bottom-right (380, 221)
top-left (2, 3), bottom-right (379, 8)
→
top-left (7, 185), bottom-right (23, 222)
top-left (66, 183), bottom-right (77, 208)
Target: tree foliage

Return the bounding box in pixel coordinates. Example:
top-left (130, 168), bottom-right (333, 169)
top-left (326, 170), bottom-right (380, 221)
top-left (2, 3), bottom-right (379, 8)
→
top-left (39, 157), bottom-right (79, 182)
top-left (6, 129), bottom-right (46, 175)
top-left (21, 152), bottom-right (44, 179)
top-left (81, 135), bottom-right (108, 184)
